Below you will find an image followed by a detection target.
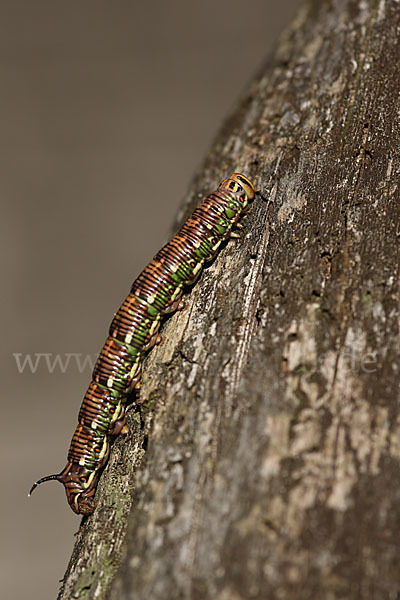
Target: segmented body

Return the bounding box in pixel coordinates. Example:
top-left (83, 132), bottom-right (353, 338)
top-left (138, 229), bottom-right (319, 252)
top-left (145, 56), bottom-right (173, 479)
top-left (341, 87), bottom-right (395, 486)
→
top-left (30, 173), bottom-right (256, 514)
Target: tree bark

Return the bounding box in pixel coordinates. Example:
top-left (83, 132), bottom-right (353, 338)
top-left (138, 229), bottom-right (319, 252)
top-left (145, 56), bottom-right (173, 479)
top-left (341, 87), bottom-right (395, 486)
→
top-left (58, 1), bottom-right (400, 599)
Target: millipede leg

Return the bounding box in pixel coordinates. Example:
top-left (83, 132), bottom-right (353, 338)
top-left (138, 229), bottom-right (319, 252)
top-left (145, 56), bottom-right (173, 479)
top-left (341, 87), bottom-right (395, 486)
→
top-left (109, 414), bottom-right (129, 435)
top-left (177, 299), bottom-right (187, 311)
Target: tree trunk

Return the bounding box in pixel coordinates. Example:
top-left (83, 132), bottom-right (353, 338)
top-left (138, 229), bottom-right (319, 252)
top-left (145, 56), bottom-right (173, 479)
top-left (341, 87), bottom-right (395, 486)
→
top-left (58, 1), bottom-right (400, 598)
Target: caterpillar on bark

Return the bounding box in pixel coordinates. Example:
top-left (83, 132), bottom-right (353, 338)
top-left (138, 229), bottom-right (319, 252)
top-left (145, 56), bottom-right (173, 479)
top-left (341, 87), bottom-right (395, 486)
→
top-left (29, 173), bottom-right (256, 515)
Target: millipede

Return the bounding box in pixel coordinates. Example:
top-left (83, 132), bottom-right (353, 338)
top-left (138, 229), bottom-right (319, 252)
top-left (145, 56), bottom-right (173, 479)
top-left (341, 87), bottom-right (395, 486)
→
top-left (29, 173), bottom-right (257, 515)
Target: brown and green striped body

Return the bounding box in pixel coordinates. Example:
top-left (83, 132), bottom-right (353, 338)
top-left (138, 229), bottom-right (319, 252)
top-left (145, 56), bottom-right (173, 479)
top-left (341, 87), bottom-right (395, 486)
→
top-left (29, 173), bottom-right (256, 514)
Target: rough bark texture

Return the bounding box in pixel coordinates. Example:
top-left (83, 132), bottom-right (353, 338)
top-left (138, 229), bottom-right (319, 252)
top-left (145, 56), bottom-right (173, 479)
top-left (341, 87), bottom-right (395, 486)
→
top-left (58, 1), bottom-right (400, 599)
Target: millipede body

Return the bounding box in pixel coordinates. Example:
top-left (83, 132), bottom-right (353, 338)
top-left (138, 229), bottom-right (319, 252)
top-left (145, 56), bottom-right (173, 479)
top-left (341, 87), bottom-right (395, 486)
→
top-left (29, 173), bottom-right (256, 514)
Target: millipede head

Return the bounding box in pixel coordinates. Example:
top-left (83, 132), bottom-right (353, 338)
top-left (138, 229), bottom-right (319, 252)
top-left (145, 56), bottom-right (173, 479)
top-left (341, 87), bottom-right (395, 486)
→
top-left (220, 173), bottom-right (256, 201)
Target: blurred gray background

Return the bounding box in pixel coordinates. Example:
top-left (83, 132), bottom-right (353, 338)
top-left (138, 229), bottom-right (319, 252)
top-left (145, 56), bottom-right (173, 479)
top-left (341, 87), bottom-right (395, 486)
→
top-left (1, 2), bottom-right (301, 598)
